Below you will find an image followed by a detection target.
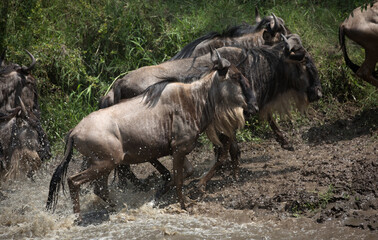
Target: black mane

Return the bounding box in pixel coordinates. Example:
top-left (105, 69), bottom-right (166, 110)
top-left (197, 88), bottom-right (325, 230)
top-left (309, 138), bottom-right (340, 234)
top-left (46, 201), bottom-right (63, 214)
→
top-left (169, 15), bottom-right (286, 61)
top-left (141, 78), bottom-right (178, 108)
top-left (170, 23), bottom-right (258, 61)
top-left (0, 63), bottom-right (22, 76)
top-left (169, 32), bottom-right (220, 61)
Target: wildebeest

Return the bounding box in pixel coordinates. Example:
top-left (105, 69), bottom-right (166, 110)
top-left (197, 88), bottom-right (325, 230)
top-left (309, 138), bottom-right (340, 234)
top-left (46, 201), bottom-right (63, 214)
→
top-left (339, 2), bottom-right (378, 88)
top-left (0, 50), bottom-right (50, 182)
top-left (46, 51), bottom-right (256, 219)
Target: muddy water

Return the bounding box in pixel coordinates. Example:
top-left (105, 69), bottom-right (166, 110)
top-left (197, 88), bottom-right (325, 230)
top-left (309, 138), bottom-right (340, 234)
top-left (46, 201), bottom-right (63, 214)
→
top-left (0, 158), bottom-right (375, 240)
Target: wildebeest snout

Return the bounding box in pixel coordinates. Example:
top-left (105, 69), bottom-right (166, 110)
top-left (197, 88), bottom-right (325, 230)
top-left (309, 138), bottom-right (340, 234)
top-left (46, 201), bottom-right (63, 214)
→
top-left (307, 85), bottom-right (322, 102)
top-left (244, 99), bottom-right (259, 117)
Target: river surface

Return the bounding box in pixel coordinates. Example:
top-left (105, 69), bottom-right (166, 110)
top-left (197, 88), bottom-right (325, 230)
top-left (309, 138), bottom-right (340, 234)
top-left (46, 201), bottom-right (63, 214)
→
top-left (0, 156), bottom-right (376, 240)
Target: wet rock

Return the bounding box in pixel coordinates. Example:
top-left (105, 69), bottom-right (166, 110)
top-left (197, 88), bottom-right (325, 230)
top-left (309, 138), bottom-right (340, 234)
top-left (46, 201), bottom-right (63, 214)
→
top-left (344, 217), bottom-right (364, 229)
top-left (78, 209), bottom-right (110, 226)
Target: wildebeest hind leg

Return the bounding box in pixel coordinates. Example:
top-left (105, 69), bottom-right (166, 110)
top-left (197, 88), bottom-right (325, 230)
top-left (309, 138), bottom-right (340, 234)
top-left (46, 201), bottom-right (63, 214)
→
top-left (67, 164), bottom-right (114, 216)
top-left (116, 164), bottom-right (145, 190)
top-left (356, 53), bottom-right (378, 88)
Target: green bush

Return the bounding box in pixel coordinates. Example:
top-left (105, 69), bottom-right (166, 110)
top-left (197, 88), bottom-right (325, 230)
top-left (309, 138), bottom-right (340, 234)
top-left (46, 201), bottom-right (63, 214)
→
top-left (1, 0), bottom-right (376, 147)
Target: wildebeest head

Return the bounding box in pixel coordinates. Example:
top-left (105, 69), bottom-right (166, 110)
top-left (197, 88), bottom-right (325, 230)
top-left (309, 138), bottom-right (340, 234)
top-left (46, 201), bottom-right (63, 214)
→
top-left (205, 49), bottom-right (260, 144)
top-left (210, 49), bottom-right (259, 115)
top-left (252, 34), bottom-right (322, 119)
top-left (0, 50), bottom-right (38, 113)
top-left (281, 34), bottom-right (322, 103)
top-left (254, 12), bottom-right (288, 46)
top-left (0, 107), bottom-right (43, 181)
top-left (0, 51), bottom-right (50, 181)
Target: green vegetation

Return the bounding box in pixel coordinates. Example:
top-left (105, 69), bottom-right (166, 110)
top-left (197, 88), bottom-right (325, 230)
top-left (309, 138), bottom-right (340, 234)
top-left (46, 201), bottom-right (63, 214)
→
top-left (1, 0), bottom-right (377, 148)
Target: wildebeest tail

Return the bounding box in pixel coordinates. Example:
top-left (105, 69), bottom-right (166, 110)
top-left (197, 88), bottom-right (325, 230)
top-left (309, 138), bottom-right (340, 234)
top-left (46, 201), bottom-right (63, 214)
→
top-left (46, 130), bottom-right (74, 212)
top-left (338, 25), bottom-right (359, 73)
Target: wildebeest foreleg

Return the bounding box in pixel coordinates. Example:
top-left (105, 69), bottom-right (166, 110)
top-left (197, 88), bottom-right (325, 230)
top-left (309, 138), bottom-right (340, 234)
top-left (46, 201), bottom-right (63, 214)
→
top-left (150, 159), bottom-right (171, 182)
top-left (172, 152), bottom-right (186, 210)
top-left (267, 114), bottom-right (294, 151)
top-left (155, 156), bottom-right (191, 199)
top-left (197, 135), bottom-right (231, 189)
top-left (117, 158), bottom-right (193, 191)
top-left (229, 138), bottom-right (241, 179)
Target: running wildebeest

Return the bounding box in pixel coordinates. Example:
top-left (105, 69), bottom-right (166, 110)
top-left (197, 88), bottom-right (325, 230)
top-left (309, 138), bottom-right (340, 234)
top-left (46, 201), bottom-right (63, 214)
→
top-left (198, 34), bottom-right (322, 187)
top-left (339, 2), bottom-right (378, 88)
top-left (46, 50), bottom-right (257, 220)
top-left (0, 50), bottom-right (50, 181)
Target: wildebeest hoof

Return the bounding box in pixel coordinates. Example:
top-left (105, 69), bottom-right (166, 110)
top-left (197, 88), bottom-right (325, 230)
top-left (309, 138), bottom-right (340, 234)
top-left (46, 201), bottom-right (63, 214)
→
top-left (105, 203), bottom-right (117, 213)
top-left (155, 184), bottom-right (171, 199)
top-left (74, 216), bottom-right (83, 226)
top-left (281, 143), bottom-right (294, 151)
top-left (196, 182), bottom-right (206, 193)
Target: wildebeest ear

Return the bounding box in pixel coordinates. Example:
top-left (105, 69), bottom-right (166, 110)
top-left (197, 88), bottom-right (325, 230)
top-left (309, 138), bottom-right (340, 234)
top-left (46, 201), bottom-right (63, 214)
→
top-left (211, 48), bottom-right (231, 71)
top-left (269, 13), bottom-right (278, 32)
top-left (0, 48), bottom-right (6, 66)
top-left (281, 34), bottom-right (291, 52)
top-left (255, 6), bottom-right (261, 23)
top-left (18, 96), bottom-right (29, 118)
top-left (210, 47), bottom-right (218, 64)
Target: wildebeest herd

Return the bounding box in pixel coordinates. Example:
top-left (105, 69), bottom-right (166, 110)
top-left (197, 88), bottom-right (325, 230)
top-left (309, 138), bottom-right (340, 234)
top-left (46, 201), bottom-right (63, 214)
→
top-left (1, 4), bottom-right (377, 223)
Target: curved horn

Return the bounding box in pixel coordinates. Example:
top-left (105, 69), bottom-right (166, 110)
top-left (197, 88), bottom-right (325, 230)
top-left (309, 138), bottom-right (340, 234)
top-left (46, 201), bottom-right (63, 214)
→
top-left (281, 34), bottom-right (291, 51)
top-left (255, 6), bottom-right (261, 23)
top-left (18, 96), bottom-right (28, 118)
top-left (0, 48), bottom-right (5, 66)
top-left (22, 50), bottom-right (36, 72)
top-left (270, 13), bottom-right (279, 32)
